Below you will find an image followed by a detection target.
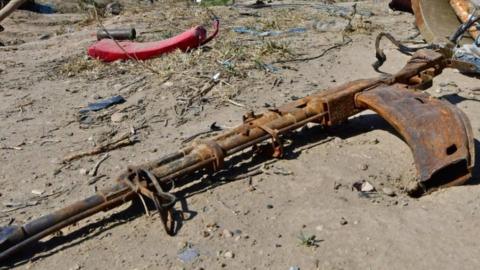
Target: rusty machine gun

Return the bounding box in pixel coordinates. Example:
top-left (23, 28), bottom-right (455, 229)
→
top-left (0, 37), bottom-right (476, 262)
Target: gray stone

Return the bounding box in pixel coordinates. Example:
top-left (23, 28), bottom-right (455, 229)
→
top-left (224, 251), bottom-right (234, 259)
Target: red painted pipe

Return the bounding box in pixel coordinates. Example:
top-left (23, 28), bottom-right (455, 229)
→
top-left (88, 19), bottom-right (219, 62)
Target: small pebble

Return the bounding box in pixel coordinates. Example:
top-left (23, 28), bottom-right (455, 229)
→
top-left (222, 229), bottom-right (233, 238)
top-left (31, 189), bottom-right (44, 195)
top-left (382, 187), bottom-right (396, 197)
top-left (266, 204), bottom-right (274, 209)
top-left (340, 217), bottom-right (348, 225)
top-left (224, 251), bottom-right (234, 259)
top-left (79, 168), bottom-right (88, 175)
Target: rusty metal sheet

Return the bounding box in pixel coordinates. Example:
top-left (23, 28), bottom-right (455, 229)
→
top-left (450, 0), bottom-right (478, 39)
top-left (356, 84), bottom-right (474, 194)
top-left (411, 0), bottom-right (469, 43)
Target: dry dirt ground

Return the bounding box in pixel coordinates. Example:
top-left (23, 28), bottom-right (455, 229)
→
top-left (1, 0), bottom-right (480, 269)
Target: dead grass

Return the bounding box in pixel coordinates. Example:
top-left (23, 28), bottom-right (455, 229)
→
top-left (56, 1), bottom-right (359, 107)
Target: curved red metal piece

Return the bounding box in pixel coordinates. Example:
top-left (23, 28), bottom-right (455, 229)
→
top-left (88, 20), bottom-right (220, 62)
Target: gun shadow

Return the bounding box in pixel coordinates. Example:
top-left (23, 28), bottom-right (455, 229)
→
top-left (5, 111), bottom-right (480, 267)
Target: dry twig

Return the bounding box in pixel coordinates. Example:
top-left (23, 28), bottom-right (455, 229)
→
top-left (63, 133), bottom-right (137, 163)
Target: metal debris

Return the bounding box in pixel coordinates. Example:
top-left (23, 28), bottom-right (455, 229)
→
top-left (0, 45), bottom-right (476, 261)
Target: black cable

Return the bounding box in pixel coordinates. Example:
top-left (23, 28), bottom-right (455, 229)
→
top-left (372, 32), bottom-right (437, 73)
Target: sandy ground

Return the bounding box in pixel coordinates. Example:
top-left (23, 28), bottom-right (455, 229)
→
top-left (1, 0), bottom-right (480, 269)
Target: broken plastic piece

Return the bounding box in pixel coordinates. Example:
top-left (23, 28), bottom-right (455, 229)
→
top-left (79, 95), bottom-right (126, 113)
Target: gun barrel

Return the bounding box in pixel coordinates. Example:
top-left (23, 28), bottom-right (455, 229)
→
top-left (0, 184), bottom-right (134, 261)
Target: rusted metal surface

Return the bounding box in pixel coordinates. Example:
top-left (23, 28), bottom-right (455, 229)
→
top-left (412, 0), bottom-right (469, 43)
top-left (450, 0), bottom-right (478, 39)
top-left (0, 49), bottom-right (475, 263)
top-left (356, 86), bottom-right (474, 194)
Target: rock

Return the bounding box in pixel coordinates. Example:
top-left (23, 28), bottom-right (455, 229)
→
top-left (352, 180), bottom-right (375, 192)
top-left (266, 204), bottom-right (274, 209)
top-left (382, 187), bottom-right (396, 197)
top-left (222, 229), bottom-right (233, 238)
top-left (315, 225), bottom-right (324, 231)
top-left (340, 217), bottom-right (348, 225)
top-left (224, 251), bottom-right (234, 259)
top-left (289, 266), bottom-right (300, 270)
top-left (31, 189), bottom-right (44, 195)
top-left (111, 112), bottom-right (127, 123)
top-left (361, 181), bottom-right (375, 192)
top-left (79, 168), bottom-right (88, 175)
top-left (163, 81), bottom-right (174, 87)
top-left (359, 164), bottom-right (368, 171)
